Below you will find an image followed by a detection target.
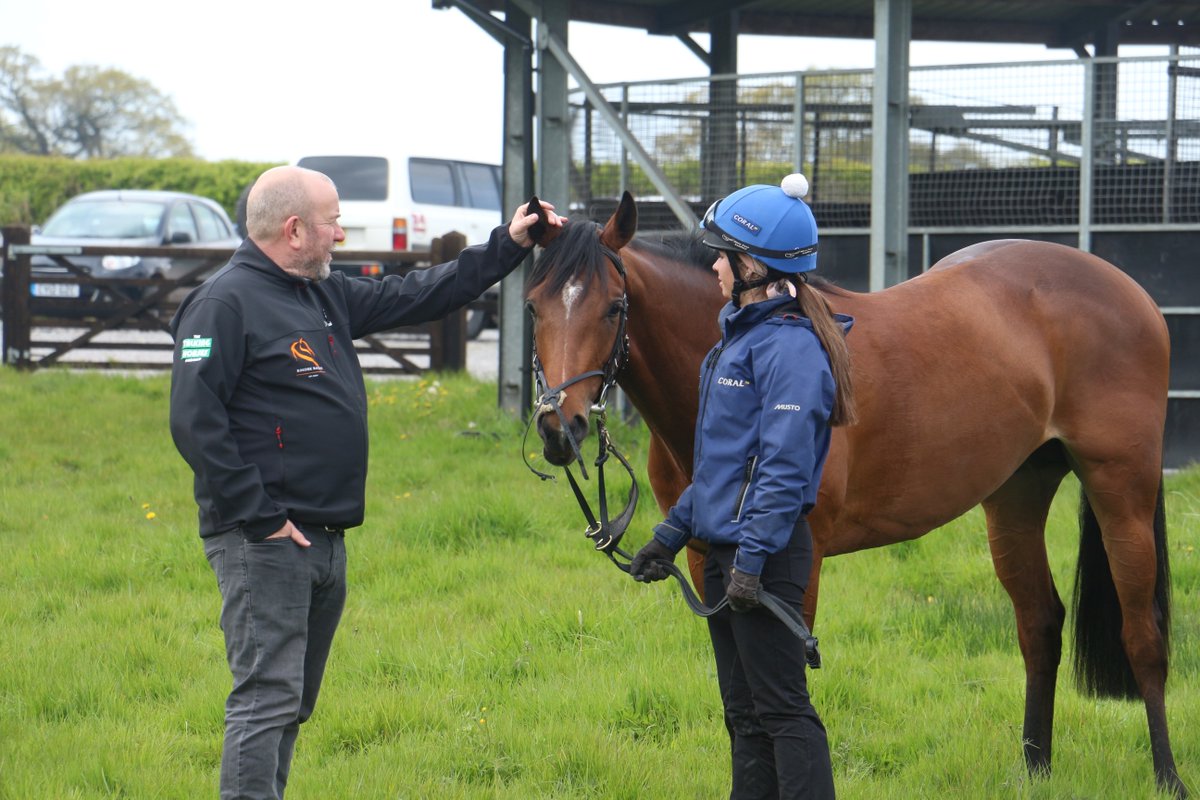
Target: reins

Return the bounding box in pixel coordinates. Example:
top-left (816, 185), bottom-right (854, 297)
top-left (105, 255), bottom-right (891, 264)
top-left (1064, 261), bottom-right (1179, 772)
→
top-left (522, 238), bottom-right (821, 669)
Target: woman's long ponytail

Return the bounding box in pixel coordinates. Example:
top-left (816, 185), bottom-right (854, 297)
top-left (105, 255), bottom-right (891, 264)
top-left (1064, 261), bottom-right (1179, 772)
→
top-left (792, 277), bottom-right (857, 427)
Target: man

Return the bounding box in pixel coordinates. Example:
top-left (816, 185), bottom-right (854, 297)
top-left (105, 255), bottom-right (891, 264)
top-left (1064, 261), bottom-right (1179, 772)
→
top-left (169, 165), bottom-right (561, 799)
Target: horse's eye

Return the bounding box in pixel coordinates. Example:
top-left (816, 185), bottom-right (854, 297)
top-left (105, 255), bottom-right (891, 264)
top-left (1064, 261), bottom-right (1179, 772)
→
top-left (524, 301), bottom-right (537, 320)
top-left (607, 301), bottom-right (624, 319)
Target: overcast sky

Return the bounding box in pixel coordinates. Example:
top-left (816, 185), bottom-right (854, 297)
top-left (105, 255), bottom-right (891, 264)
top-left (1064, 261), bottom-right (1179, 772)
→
top-left (6, 0), bottom-right (1167, 165)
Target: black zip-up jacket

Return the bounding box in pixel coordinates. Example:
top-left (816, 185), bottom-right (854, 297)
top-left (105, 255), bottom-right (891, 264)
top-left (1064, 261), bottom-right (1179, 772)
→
top-left (169, 225), bottom-right (529, 540)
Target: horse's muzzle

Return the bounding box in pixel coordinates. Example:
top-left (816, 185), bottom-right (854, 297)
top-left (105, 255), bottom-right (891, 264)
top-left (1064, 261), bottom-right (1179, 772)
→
top-left (536, 408), bottom-right (591, 466)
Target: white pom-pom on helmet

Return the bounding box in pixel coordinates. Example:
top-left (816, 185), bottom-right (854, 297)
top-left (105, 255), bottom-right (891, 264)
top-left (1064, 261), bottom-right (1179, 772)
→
top-left (700, 173), bottom-right (818, 273)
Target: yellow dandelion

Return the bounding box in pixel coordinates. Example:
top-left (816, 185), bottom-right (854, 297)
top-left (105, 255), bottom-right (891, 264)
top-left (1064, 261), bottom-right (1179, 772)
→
top-left (141, 502), bottom-right (150, 509)
top-left (146, 512), bottom-right (157, 520)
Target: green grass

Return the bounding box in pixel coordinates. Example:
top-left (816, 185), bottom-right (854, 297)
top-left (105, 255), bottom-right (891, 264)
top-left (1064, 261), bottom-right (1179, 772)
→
top-left (0, 369), bottom-right (1197, 798)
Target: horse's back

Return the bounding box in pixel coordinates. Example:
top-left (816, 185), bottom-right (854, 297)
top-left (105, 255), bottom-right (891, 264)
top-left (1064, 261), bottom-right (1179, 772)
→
top-left (926, 239), bottom-right (1168, 370)
top-left (874, 238), bottom-right (1168, 434)
top-left (817, 239), bottom-right (1168, 550)
top-left (890, 239), bottom-right (1166, 372)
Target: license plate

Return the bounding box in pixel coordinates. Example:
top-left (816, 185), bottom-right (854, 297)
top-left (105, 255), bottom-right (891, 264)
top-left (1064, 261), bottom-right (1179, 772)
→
top-left (31, 282), bottom-right (82, 298)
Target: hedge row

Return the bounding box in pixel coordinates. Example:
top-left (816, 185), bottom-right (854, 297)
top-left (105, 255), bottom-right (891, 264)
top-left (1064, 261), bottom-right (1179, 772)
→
top-left (0, 155), bottom-right (283, 227)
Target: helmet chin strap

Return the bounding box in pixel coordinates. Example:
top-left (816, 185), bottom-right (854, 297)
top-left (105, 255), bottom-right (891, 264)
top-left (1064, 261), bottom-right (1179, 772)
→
top-left (730, 262), bottom-right (773, 308)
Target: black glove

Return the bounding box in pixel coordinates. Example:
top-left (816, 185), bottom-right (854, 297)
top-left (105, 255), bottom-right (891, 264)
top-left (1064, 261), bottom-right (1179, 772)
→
top-left (629, 538), bottom-right (676, 583)
top-left (726, 568), bottom-right (761, 612)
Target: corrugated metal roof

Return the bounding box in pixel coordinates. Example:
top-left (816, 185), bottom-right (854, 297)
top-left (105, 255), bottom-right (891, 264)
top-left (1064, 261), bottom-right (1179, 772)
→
top-left (461, 1), bottom-right (1200, 46)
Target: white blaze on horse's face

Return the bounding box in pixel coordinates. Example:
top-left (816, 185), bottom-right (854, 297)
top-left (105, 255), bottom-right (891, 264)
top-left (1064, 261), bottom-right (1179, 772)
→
top-left (558, 279), bottom-right (585, 381)
top-left (561, 280), bottom-right (584, 319)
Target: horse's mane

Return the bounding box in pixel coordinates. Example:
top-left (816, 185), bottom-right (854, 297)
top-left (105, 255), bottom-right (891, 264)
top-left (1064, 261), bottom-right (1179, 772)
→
top-left (525, 220), bottom-right (611, 295)
top-left (634, 230), bottom-right (852, 297)
top-left (526, 219), bottom-right (849, 296)
top-left (628, 231), bottom-right (716, 273)
top-left (526, 220), bottom-right (718, 295)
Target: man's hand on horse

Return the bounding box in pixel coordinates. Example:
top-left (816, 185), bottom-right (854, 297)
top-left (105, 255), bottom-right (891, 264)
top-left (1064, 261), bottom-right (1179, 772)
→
top-left (727, 568), bottom-right (761, 612)
top-left (508, 199), bottom-right (565, 247)
top-left (630, 538), bottom-right (676, 582)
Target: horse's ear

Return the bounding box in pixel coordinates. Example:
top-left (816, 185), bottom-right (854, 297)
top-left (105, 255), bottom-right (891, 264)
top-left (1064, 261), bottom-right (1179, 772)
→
top-left (525, 194), bottom-right (562, 248)
top-left (600, 190), bottom-right (637, 251)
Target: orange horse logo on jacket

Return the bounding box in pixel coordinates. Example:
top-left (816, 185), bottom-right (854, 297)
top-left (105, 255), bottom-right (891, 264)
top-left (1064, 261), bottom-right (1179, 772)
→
top-left (290, 337), bottom-right (324, 375)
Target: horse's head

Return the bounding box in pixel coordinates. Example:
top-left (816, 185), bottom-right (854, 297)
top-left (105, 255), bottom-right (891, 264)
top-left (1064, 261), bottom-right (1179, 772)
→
top-left (525, 192), bottom-right (637, 467)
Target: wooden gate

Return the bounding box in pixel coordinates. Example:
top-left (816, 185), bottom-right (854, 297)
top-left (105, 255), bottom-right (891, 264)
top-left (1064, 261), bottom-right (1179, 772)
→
top-left (1, 226), bottom-right (470, 374)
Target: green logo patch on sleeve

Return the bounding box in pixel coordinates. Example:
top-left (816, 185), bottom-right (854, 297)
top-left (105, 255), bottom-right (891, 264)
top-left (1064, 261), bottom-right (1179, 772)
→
top-left (180, 336), bottom-right (213, 362)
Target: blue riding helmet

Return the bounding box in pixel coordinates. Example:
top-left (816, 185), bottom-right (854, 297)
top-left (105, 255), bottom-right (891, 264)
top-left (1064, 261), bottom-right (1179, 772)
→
top-left (701, 173), bottom-right (818, 273)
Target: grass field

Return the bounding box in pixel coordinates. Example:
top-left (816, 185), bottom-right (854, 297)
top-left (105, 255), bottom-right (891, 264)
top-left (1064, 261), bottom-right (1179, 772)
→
top-left (0, 369), bottom-right (1196, 799)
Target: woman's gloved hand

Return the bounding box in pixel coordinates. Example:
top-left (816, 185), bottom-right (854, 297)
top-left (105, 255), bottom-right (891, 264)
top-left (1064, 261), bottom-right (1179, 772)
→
top-left (629, 538), bottom-right (676, 582)
top-left (726, 568), bottom-right (761, 611)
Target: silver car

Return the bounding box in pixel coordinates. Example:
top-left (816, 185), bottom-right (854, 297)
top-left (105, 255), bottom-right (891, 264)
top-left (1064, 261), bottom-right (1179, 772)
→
top-left (30, 189), bottom-right (241, 311)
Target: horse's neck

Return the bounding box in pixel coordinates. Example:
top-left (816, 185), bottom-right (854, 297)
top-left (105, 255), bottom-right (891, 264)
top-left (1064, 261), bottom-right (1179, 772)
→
top-left (619, 250), bottom-right (723, 462)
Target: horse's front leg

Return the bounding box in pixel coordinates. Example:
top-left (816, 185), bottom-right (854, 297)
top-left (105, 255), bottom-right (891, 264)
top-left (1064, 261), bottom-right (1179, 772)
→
top-left (644, 434), bottom-right (704, 596)
top-left (804, 552), bottom-right (824, 631)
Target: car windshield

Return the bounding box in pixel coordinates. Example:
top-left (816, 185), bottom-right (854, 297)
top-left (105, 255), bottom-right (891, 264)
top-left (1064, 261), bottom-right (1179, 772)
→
top-left (297, 157), bottom-right (388, 201)
top-left (41, 200), bottom-right (165, 238)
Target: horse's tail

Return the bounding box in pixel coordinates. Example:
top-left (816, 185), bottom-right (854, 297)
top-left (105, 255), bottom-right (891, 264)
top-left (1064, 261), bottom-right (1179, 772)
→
top-left (1071, 479), bottom-right (1172, 699)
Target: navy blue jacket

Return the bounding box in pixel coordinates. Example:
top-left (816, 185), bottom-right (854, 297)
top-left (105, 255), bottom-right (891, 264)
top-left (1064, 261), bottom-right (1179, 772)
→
top-left (169, 225), bottom-right (529, 540)
top-left (652, 294), bottom-right (853, 575)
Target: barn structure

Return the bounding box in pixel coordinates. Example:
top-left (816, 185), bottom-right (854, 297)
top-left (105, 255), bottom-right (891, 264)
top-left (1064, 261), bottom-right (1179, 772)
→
top-left (436, 0), bottom-right (1200, 467)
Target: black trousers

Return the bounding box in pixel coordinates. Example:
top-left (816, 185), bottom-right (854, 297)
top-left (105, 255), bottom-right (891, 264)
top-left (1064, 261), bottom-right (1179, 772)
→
top-left (704, 519), bottom-right (836, 800)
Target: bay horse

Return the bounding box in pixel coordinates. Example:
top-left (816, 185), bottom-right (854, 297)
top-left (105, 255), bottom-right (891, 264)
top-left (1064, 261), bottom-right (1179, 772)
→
top-left (522, 192), bottom-right (1185, 797)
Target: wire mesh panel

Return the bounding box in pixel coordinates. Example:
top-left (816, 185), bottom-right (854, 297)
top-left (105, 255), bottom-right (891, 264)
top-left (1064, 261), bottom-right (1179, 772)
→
top-left (568, 53), bottom-right (1200, 234)
top-left (570, 74), bottom-right (814, 230)
top-left (1096, 56), bottom-right (1200, 223)
top-left (799, 71), bottom-right (873, 228)
top-left (906, 60), bottom-right (1086, 228)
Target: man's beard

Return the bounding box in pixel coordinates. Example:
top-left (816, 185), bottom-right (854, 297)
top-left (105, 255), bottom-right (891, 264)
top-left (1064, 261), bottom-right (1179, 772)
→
top-left (299, 254), bottom-right (332, 282)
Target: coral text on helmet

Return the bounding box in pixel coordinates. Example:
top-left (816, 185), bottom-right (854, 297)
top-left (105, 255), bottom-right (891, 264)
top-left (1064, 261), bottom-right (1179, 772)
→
top-left (732, 214), bottom-right (760, 234)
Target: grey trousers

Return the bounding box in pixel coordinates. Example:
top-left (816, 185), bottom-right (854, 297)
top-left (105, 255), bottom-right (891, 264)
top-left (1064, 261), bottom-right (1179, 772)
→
top-left (203, 525), bottom-right (347, 800)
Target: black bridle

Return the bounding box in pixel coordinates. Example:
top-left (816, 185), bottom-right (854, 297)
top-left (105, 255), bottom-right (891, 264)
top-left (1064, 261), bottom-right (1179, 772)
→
top-left (523, 243), bottom-right (638, 558)
top-left (522, 239), bottom-right (822, 668)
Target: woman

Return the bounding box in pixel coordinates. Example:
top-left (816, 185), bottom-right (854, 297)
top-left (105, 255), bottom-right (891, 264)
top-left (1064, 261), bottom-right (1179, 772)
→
top-left (630, 174), bottom-right (854, 800)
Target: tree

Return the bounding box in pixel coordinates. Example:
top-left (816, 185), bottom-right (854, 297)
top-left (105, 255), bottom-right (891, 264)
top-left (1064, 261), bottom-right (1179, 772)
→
top-left (0, 45), bottom-right (194, 158)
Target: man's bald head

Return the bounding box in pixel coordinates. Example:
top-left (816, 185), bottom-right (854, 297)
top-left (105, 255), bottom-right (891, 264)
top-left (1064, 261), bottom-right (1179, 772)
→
top-left (246, 166), bottom-right (336, 244)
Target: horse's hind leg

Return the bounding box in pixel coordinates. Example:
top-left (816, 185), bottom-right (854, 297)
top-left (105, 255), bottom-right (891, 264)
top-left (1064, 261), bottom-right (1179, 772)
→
top-left (1072, 453), bottom-right (1185, 797)
top-left (981, 443), bottom-right (1070, 777)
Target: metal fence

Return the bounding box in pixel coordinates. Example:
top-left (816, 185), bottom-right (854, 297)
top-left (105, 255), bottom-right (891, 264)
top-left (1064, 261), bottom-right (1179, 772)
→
top-left (569, 53), bottom-right (1200, 234)
top-left (567, 52), bottom-right (1200, 468)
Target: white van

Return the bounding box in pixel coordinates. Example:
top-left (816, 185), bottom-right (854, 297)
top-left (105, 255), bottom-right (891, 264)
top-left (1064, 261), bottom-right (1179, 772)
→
top-left (292, 154), bottom-right (504, 336)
